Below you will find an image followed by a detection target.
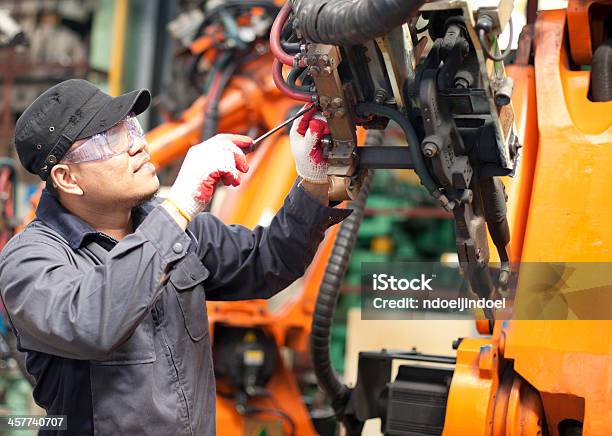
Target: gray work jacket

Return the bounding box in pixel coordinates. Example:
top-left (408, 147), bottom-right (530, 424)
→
top-left (0, 181), bottom-right (349, 435)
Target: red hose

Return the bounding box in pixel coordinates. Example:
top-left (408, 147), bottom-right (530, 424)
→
top-left (270, 1), bottom-right (295, 66)
top-left (272, 58), bottom-right (313, 102)
top-left (204, 71), bottom-right (223, 116)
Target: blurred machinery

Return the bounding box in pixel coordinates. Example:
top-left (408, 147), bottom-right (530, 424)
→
top-left (267, 0), bottom-right (611, 435)
top-left (0, 8), bottom-right (26, 48)
top-left (0, 1), bottom-right (90, 159)
top-left (0, 2), bottom-right (92, 397)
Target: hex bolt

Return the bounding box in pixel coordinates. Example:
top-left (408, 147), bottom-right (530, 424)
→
top-left (319, 96), bottom-right (330, 108)
top-left (422, 141), bottom-right (439, 157)
top-left (334, 109), bottom-right (345, 118)
top-left (374, 89), bottom-right (387, 104)
top-left (323, 66), bottom-right (333, 75)
top-left (454, 77), bottom-right (470, 89)
top-left (494, 76), bottom-right (514, 106)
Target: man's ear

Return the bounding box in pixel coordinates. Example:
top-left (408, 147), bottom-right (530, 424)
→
top-left (50, 164), bottom-right (84, 196)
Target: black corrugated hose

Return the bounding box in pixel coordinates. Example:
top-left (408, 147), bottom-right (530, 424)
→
top-left (291, 0), bottom-right (426, 46)
top-left (310, 130), bottom-right (383, 424)
top-left (591, 39), bottom-right (612, 102)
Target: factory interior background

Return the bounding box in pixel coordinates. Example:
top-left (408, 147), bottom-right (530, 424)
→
top-left (0, 0), bottom-right (603, 435)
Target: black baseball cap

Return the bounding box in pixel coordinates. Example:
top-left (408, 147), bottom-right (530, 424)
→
top-left (14, 79), bottom-right (151, 180)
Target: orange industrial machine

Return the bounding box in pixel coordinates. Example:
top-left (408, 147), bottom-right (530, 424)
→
top-left (266, 0), bottom-right (611, 435)
top-left (443, 3), bottom-right (612, 435)
top-left (15, 0), bottom-right (612, 434)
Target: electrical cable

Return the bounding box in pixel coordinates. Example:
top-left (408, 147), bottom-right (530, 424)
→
top-left (272, 58), bottom-right (313, 102)
top-left (286, 66), bottom-right (311, 92)
top-left (201, 58), bottom-right (240, 140)
top-left (356, 103), bottom-right (439, 194)
top-left (280, 39), bottom-right (300, 54)
top-left (477, 16), bottom-right (514, 62)
top-left (200, 71), bottom-right (223, 140)
top-left (280, 14), bottom-right (301, 53)
top-left (292, 0), bottom-right (426, 46)
top-left (310, 131), bottom-right (383, 415)
top-left (270, 1), bottom-right (296, 65)
top-left (200, 45), bottom-right (264, 140)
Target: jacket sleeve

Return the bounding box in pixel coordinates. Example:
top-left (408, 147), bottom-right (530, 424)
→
top-left (0, 206), bottom-right (191, 360)
top-left (189, 180), bottom-right (351, 301)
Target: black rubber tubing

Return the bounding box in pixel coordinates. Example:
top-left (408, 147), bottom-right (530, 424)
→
top-left (310, 130), bottom-right (383, 410)
top-left (356, 102), bottom-right (439, 195)
top-left (591, 39), bottom-right (612, 102)
top-left (291, 0), bottom-right (426, 46)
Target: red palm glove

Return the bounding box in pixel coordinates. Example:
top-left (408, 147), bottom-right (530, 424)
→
top-left (289, 108), bottom-right (330, 183)
top-left (167, 134), bottom-right (252, 220)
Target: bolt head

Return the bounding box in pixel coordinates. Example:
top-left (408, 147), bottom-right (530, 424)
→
top-left (454, 77), bottom-right (469, 89)
top-left (494, 93), bottom-right (511, 106)
top-left (422, 142), bottom-right (438, 157)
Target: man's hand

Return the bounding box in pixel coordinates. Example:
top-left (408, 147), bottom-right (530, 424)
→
top-left (289, 107), bottom-right (330, 184)
top-left (165, 134), bottom-right (252, 223)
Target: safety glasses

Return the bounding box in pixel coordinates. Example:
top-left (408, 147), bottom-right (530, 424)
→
top-left (61, 114), bottom-right (145, 164)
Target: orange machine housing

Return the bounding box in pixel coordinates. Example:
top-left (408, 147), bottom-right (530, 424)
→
top-left (444, 4), bottom-right (612, 436)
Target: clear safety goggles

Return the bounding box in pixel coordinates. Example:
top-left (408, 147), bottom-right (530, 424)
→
top-left (61, 114), bottom-right (146, 164)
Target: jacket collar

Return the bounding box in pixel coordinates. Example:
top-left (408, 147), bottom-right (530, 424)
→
top-left (35, 189), bottom-right (159, 249)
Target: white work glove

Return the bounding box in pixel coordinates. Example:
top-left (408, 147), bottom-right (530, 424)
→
top-left (167, 134), bottom-right (252, 221)
top-left (289, 107), bottom-right (330, 183)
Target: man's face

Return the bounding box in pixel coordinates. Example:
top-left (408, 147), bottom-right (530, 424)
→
top-left (54, 119), bottom-right (160, 208)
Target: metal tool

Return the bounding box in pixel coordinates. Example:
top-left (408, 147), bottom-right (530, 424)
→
top-left (247, 104), bottom-right (314, 152)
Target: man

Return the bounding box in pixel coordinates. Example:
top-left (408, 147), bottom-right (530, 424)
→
top-left (0, 79), bottom-right (349, 435)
